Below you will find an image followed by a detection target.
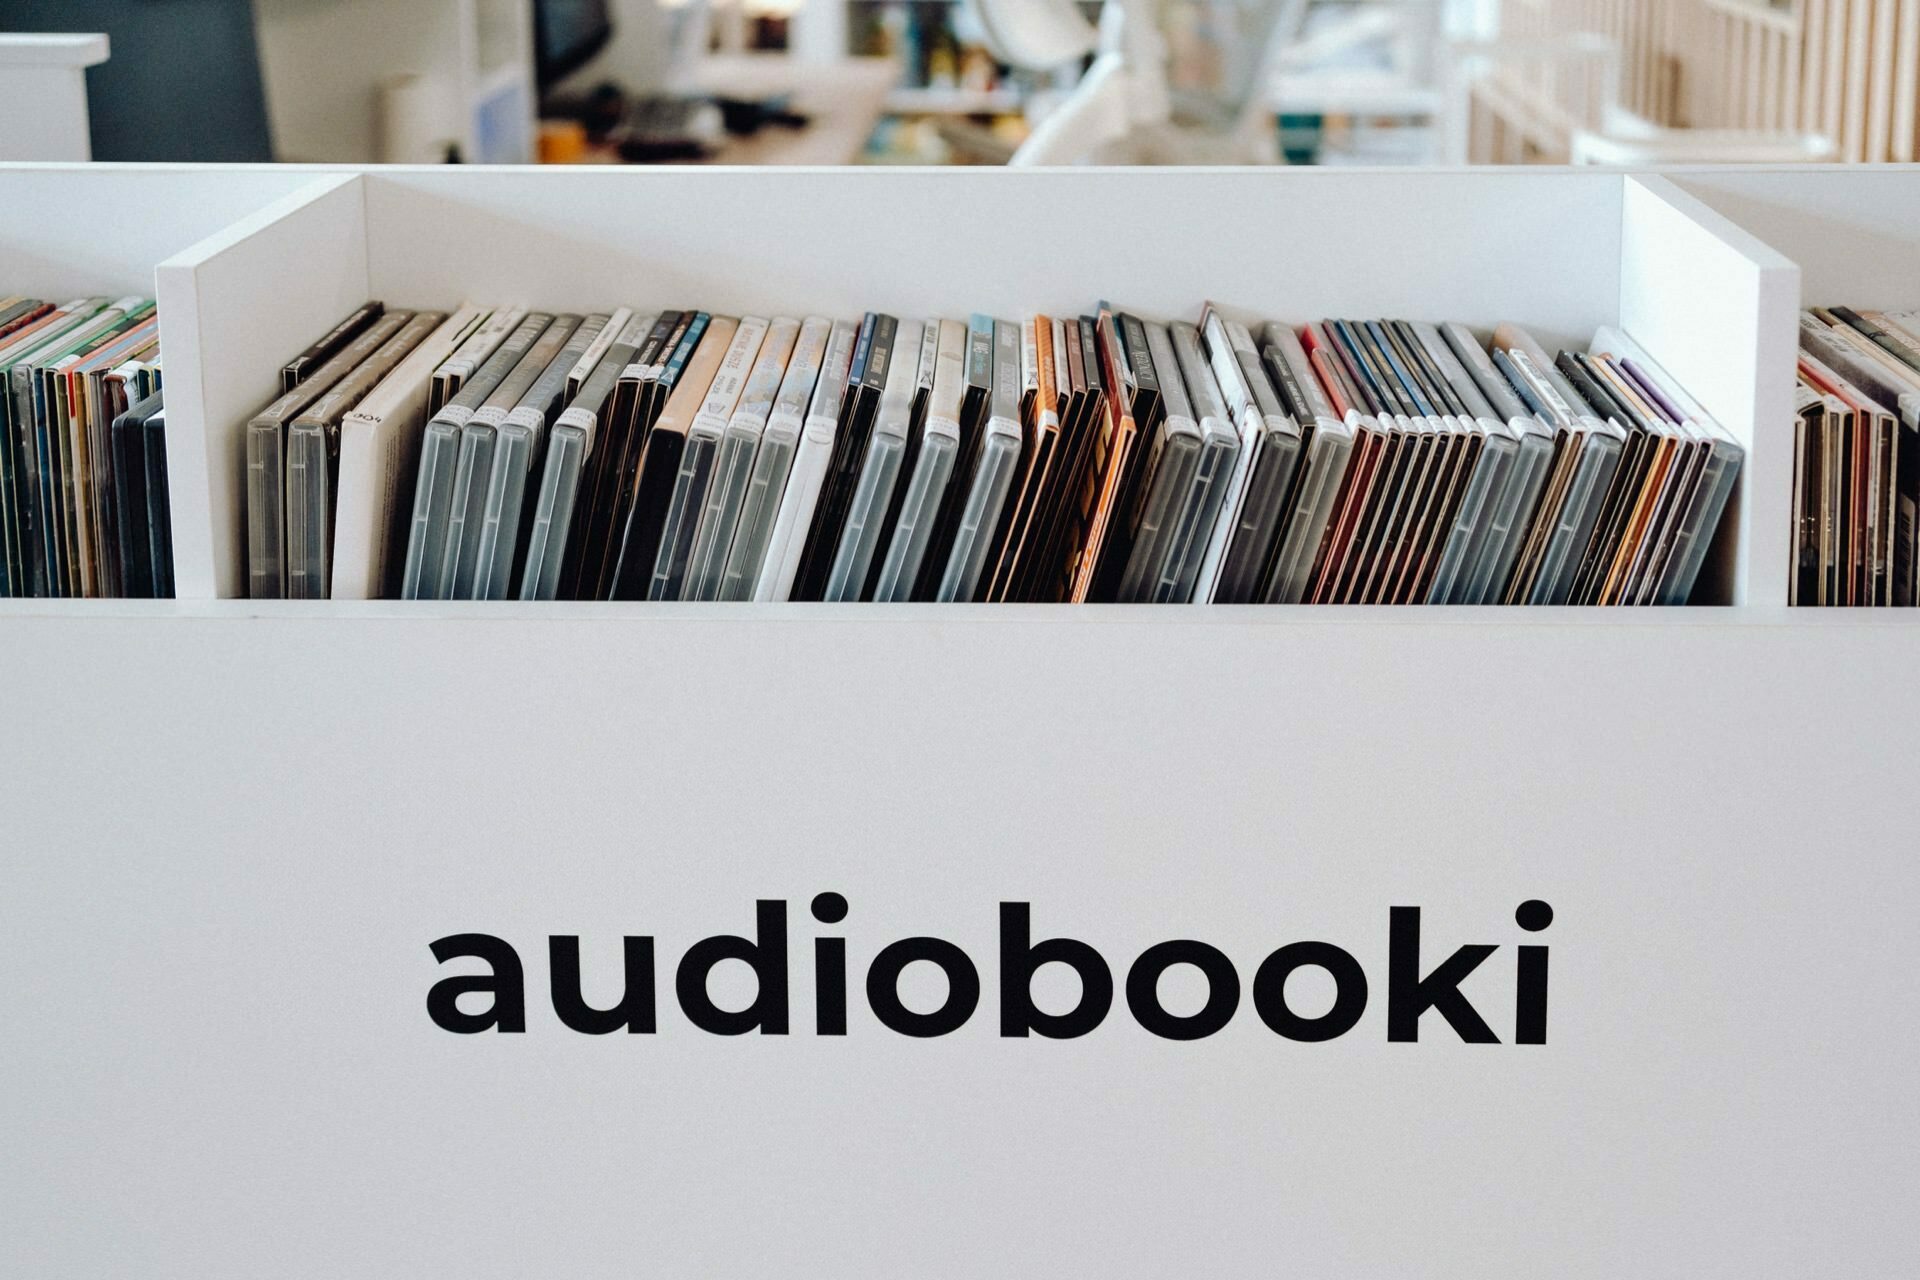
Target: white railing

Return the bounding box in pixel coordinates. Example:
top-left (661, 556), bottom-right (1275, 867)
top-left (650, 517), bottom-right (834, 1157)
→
top-left (1446, 33), bottom-right (1619, 162)
top-left (1460, 0), bottom-right (1918, 163)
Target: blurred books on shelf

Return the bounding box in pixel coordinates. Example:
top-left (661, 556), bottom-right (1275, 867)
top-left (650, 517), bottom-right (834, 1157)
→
top-left (846, 0), bottom-right (1092, 143)
top-left (540, 53), bottom-right (893, 165)
top-left (1268, 0), bottom-right (1442, 164)
top-left (861, 112), bottom-right (1027, 162)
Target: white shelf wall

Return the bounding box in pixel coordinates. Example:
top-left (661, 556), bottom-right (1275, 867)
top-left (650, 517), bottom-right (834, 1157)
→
top-left (0, 164), bottom-right (332, 300)
top-left (5, 592), bottom-right (1920, 1277)
top-left (153, 173), bottom-right (368, 601)
top-left (1670, 164), bottom-right (1920, 309)
top-left (0, 33), bottom-right (109, 161)
top-left (150, 163), bottom-right (1794, 604)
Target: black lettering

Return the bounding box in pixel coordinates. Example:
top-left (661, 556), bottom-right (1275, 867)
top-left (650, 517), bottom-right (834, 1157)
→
top-left (427, 933), bottom-right (526, 1034)
top-left (866, 938), bottom-right (980, 1037)
top-left (1387, 906), bottom-right (1498, 1043)
top-left (1125, 941), bottom-right (1239, 1040)
top-left (1252, 941), bottom-right (1367, 1041)
top-left (549, 936), bottom-right (655, 1034)
top-left (1515, 900), bottom-right (1553, 1045)
top-left (675, 899), bottom-right (790, 1035)
top-left (815, 938), bottom-right (848, 1036)
top-left (999, 902), bottom-right (1113, 1038)
top-left (812, 892), bottom-right (848, 1036)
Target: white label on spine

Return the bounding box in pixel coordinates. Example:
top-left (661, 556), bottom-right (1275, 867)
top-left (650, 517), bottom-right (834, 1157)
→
top-left (567, 308), bottom-right (630, 388)
top-left (917, 318), bottom-right (939, 391)
top-left (737, 318), bottom-right (800, 429)
top-left (699, 317), bottom-right (769, 422)
top-left (774, 318), bottom-right (831, 423)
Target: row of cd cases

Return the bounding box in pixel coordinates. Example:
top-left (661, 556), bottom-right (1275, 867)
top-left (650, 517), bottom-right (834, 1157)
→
top-left (243, 294), bottom-right (1744, 610)
top-left (0, 293), bottom-right (172, 601)
top-left (1792, 303), bottom-right (1920, 608)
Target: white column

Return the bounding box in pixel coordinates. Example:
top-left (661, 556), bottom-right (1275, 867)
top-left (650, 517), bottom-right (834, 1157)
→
top-left (0, 33), bottom-right (110, 161)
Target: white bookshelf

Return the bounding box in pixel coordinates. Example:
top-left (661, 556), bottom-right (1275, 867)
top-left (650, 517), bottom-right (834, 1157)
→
top-left (126, 163), bottom-right (1790, 602)
top-left (0, 33), bottom-right (109, 162)
top-left (253, 0), bottom-right (536, 164)
top-left (3, 162), bottom-right (1919, 1278)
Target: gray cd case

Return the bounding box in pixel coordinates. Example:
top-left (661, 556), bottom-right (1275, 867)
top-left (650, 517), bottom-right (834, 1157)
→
top-left (469, 314), bottom-right (604, 599)
top-left (826, 318), bottom-right (923, 602)
top-left (1210, 319), bottom-right (1307, 605)
top-left (935, 318), bottom-right (1023, 603)
top-left (247, 309), bottom-right (411, 598)
top-left (873, 318), bottom-right (965, 602)
top-left (1259, 322), bottom-right (1357, 605)
top-left (446, 314), bottom-right (578, 598)
top-left (518, 312), bottom-right (655, 601)
top-left (685, 317), bottom-right (797, 601)
top-left (285, 310), bottom-right (441, 599)
top-left (401, 310), bottom-right (551, 599)
top-left (1158, 321), bottom-right (1241, 603)
top-left (649, 317), bottom-right (761, 601)
top-left (719, 316), bottom-right (832, 602)
top-left (1437, 322), bottom-right (1556, 604)
top-left (1118, 322), bottom-right (1202, 603)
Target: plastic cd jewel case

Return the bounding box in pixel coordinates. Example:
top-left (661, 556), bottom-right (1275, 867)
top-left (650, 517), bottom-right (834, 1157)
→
top-left (0, 294), bottom-right (171, 599)
top-left (218, 295), bottom-right (1747, 609)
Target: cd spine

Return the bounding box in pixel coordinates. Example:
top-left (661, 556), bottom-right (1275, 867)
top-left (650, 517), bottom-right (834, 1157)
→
top-left (472, 422), bottom-right (534, 600)
top-left (683, 418), bottom-right (763, 602)
top-left (648, 425), bottom-right (721, 601)
top-left (442, 422), bottom-right (498, 599)
top-left (720, 413), bottom-right (801, 602)
top-left (283, 421), bottom-right (328, 600)
top-left (518, 424), bottom-right (586, 601)
top-left (872, 421), bottom-right (958, 602)
top-left (937, 416), bottom-right (1020, 603)
top-left (245, 418), bottom-right (286, 599)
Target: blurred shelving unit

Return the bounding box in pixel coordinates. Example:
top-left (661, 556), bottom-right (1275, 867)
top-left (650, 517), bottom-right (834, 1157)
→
top-left (253, 0), bottom-right (536, 163)
top-left (1268, 0), bottom-right (1445, 164)
top-left (1460, 0), bottom-right (1910, 165)
top-left (787, 0), bottom-right (1093, 160)
top-left (883, 85), bottom-right (1025, 113)
top-left (0, 32), bottom-right (109, 161)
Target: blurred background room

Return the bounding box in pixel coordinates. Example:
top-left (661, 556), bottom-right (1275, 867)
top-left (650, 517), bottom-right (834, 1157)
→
top-left (0, 0), bottom-right (1905, 167)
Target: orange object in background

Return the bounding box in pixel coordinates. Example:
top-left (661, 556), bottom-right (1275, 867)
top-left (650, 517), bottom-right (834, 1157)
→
top-left (538, 119), bottom-right (588, 164)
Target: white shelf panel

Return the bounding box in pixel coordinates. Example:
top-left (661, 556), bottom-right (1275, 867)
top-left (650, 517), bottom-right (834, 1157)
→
top-left (141, 164), bottom-right (1789, 605)
top-left (0, 34), bottom-right (110, 162)
top-left (3, 596), bottom-right (1918, 1275)
top-left (1671, 163), bottom-right (1920, 305)
top-left (0, 32), bottom-right (109, 67)
top-left (883, 86), bottom-right (1025, 114)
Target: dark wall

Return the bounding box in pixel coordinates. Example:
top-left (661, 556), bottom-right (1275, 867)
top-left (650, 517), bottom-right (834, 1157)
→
top-left (0, 0), bottom-right (274, 160)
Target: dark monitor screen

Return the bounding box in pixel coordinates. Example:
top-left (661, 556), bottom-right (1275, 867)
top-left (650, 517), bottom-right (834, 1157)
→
top-left (534, 0), bottom-right (614, 88)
